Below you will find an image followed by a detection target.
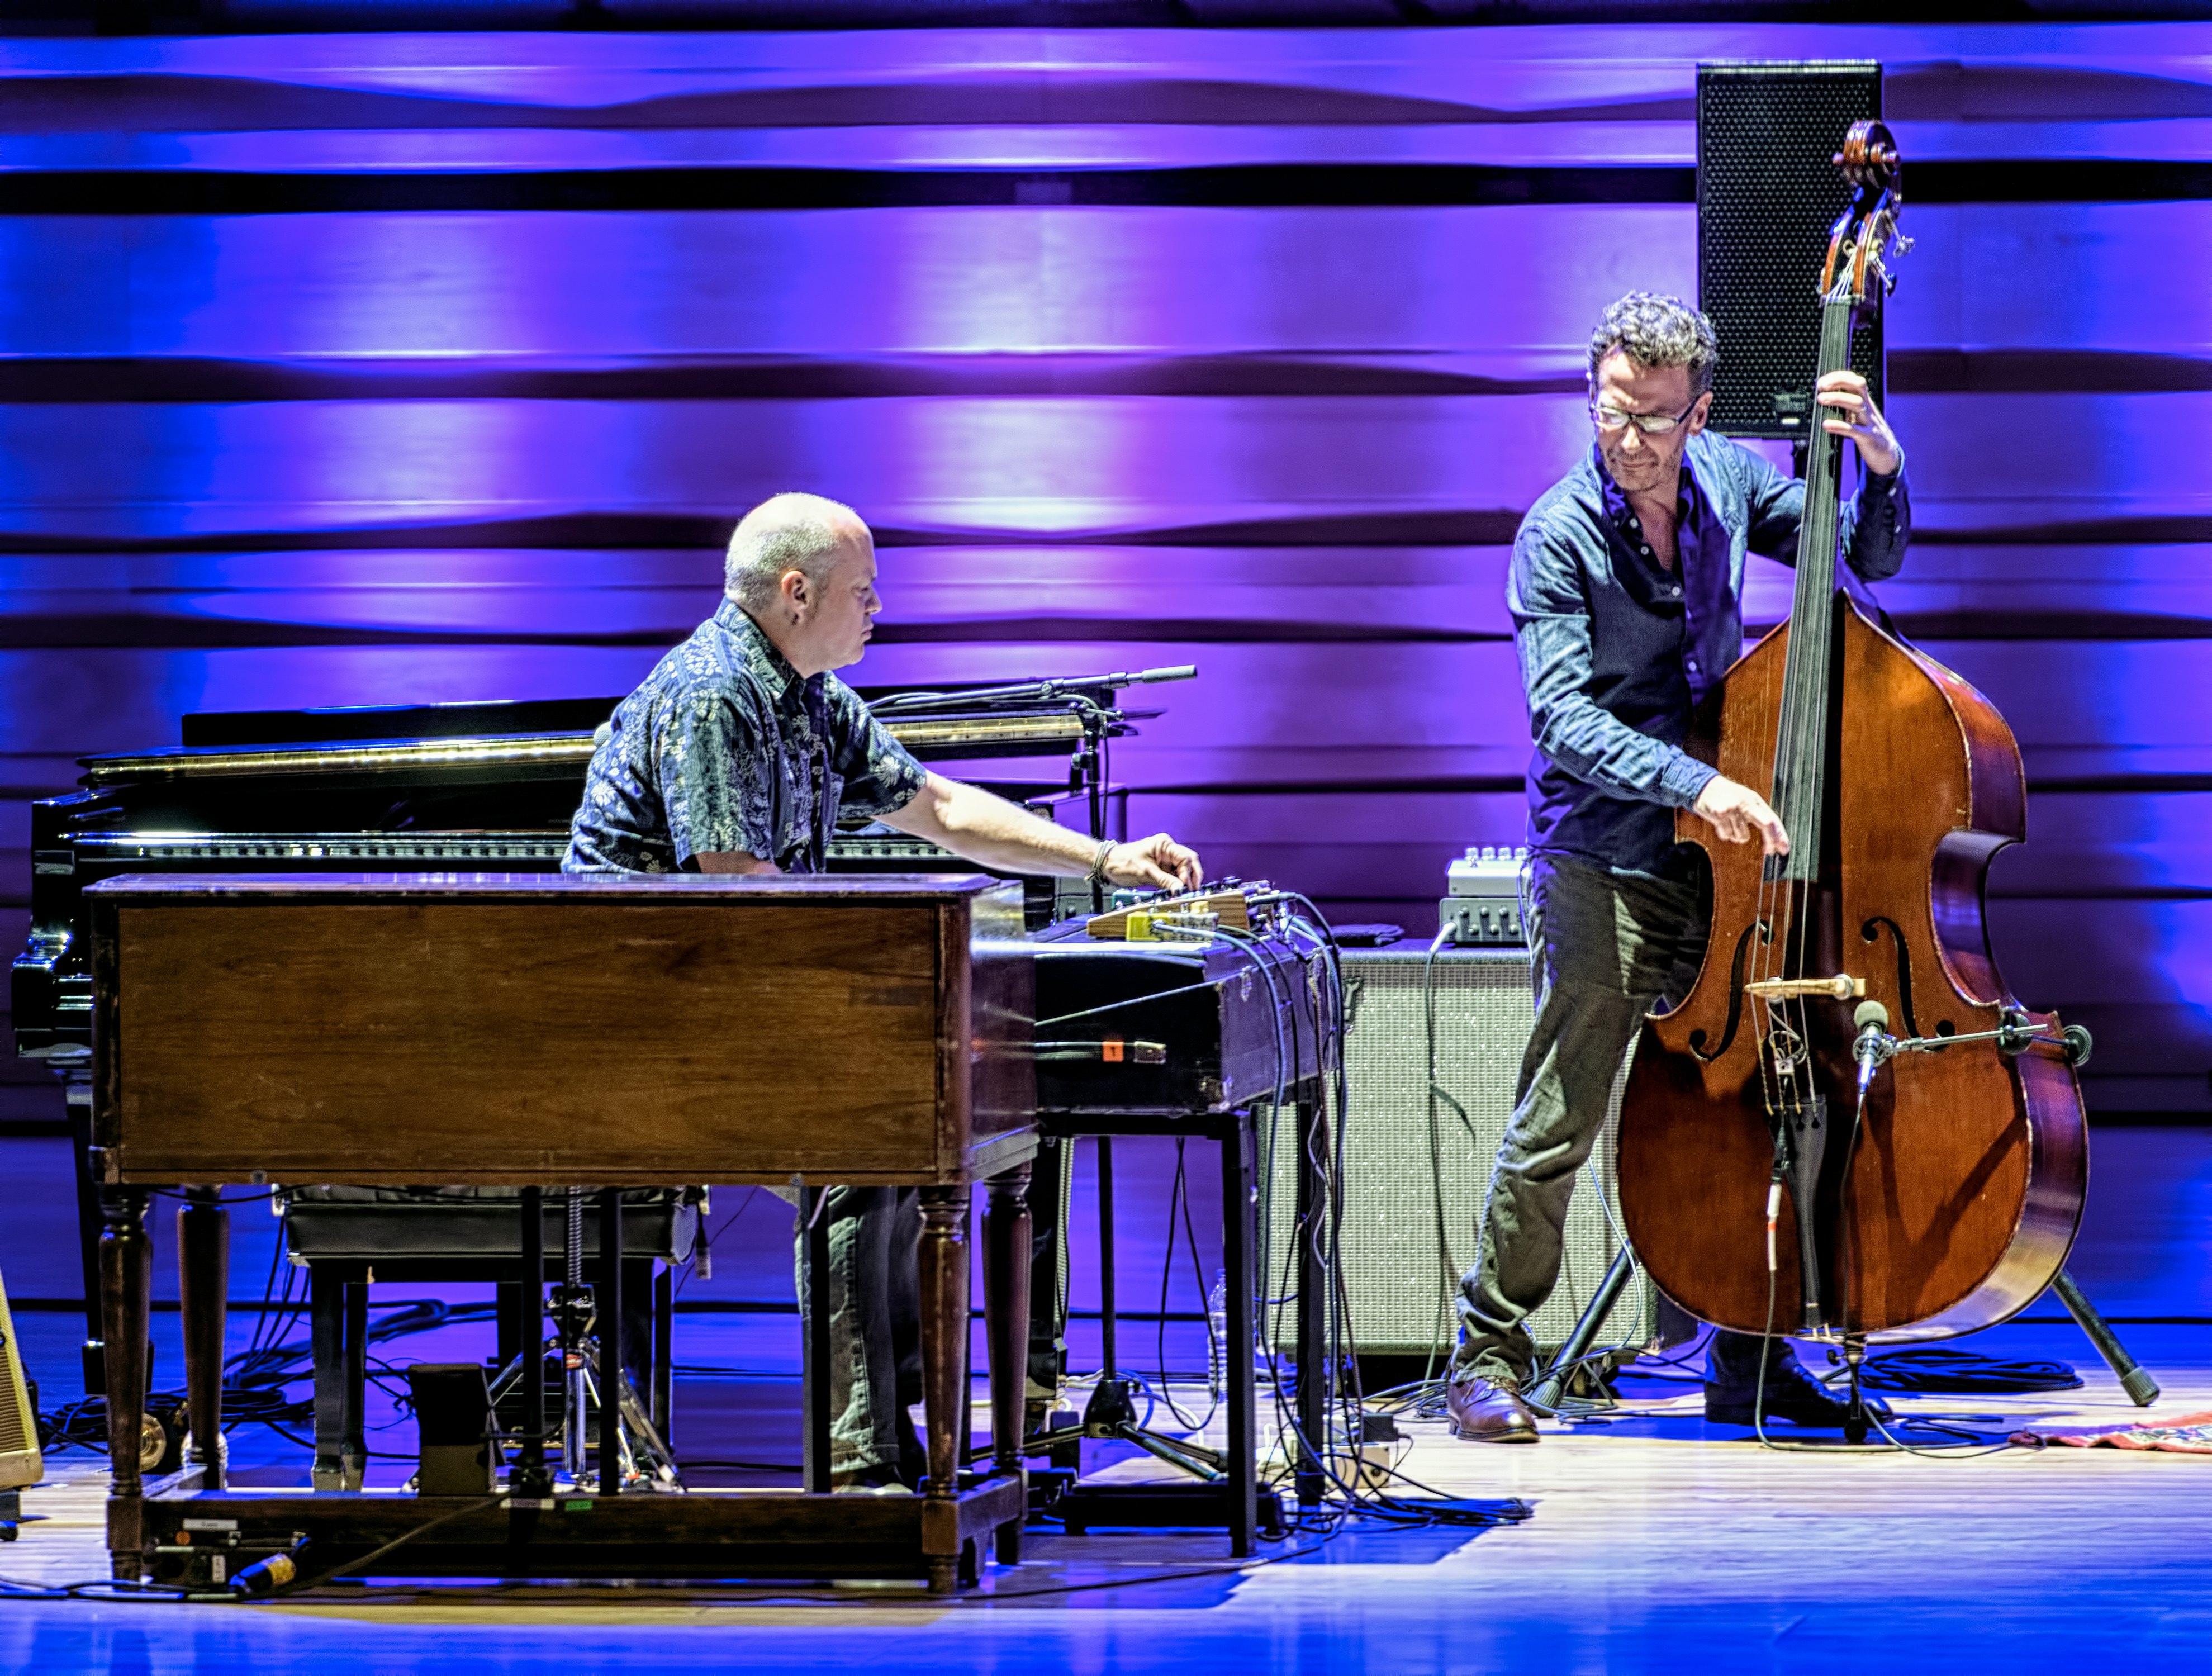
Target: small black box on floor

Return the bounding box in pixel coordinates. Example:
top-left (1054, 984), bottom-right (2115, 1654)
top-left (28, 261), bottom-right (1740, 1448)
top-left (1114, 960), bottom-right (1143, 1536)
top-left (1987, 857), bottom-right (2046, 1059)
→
top-left (407, 1362), bottom-right (499, 1496)
top-left (1056, 1482), bottom-right (1285, 1539)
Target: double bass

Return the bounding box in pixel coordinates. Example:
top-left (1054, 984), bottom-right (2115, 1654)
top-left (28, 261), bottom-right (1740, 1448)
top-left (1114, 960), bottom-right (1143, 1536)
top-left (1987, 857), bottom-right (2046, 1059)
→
top-left (1616, 125), bottom-right (2090, 1409)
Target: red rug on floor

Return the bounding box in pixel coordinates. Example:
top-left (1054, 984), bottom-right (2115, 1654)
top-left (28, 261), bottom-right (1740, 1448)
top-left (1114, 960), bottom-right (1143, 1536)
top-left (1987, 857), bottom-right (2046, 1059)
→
top-left (2011, 1411), bottom-right (2212, 1454)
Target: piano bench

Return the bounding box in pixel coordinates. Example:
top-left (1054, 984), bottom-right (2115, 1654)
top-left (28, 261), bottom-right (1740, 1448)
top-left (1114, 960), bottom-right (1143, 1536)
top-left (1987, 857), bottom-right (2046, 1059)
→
top-left (281, 1186), bottom-right (699, 1265)
top-left (281, 1188), bottom-right (699, 1493)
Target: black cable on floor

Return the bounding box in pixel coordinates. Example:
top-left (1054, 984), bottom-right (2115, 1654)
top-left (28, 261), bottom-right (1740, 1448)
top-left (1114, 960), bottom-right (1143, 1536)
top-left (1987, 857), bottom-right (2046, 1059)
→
top-left (1849, 1346), bottom-right (2081, 1395)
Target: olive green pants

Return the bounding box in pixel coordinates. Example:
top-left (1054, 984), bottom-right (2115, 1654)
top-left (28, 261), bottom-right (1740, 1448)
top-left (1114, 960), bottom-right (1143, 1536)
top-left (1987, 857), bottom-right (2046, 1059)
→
top-left (1451, 852), bottom-right (1774, 1388)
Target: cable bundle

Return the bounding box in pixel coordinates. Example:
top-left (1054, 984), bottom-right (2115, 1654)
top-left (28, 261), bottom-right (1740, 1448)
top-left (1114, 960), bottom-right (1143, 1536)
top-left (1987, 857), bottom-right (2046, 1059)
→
top-left (1851, 1346), bottom-right (2081, 1395)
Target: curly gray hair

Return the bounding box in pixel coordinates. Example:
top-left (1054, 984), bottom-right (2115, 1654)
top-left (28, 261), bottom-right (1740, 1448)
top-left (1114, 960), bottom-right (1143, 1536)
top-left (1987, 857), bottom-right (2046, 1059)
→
top-left (724, 492), bottom-right (866, 613)
top-left (1587, 292), bottom-right (1719, 397)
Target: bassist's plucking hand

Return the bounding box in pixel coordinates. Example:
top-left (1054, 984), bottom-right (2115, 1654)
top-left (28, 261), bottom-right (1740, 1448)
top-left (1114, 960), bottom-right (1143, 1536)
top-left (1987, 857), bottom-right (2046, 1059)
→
top-left (1693, 776), bottom-right (1791, 856)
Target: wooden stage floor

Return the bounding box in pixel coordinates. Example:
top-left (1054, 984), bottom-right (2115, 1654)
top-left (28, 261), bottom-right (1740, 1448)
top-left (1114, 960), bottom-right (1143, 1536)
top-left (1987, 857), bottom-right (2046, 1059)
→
top-left (3, 1317), bottom-right (2208, 1673)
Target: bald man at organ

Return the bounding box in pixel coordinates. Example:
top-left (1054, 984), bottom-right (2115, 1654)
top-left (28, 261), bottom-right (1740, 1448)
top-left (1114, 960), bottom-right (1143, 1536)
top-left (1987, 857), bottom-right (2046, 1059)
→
top-left (566, 492), bottom-right (1202, 1490)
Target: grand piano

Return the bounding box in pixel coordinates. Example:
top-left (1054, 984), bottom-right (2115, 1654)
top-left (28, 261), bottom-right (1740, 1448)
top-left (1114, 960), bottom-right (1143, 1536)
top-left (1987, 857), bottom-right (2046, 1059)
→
top-left (13, 675), bottom-right (1171, 1394)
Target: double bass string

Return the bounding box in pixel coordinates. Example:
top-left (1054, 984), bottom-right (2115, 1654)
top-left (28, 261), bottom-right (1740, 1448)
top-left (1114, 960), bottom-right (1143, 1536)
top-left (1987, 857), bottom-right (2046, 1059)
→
top-left (1754, 288), bottom-right (1855, 1143)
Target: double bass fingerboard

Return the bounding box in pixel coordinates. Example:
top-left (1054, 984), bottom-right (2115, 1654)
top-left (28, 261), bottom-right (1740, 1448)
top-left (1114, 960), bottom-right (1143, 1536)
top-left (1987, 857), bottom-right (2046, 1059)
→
top-left (1764, 289), bottom-right (1856, 885)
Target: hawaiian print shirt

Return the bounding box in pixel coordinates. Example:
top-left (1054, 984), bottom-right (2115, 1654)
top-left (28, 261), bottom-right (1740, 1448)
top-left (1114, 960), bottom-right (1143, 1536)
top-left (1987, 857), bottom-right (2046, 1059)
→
top-left (564, 599), bottom-right (928, 875)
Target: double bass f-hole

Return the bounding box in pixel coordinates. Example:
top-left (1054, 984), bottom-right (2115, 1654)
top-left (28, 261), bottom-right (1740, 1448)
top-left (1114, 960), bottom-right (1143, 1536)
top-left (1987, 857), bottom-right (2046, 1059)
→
top-left (1860, 915), bottom-right (1923, 1038)
top-left (1689, 919), bottom-right (1767, 1063)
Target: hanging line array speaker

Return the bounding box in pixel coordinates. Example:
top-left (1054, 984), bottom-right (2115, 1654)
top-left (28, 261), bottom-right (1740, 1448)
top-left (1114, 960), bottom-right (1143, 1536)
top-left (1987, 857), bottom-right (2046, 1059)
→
top-left (1697, 60), bottom-right (1885, 441)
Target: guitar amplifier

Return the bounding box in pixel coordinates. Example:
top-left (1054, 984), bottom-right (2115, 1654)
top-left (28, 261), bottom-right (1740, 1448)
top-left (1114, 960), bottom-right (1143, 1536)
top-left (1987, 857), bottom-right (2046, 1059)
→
top-left (1264, 948), bottom-right (1649, 1359)
top-left (0, 1269), bottom-right (42, 1502)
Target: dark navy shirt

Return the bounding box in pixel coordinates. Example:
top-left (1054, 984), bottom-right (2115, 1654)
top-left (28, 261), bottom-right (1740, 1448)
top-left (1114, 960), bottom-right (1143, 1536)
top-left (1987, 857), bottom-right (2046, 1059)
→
top-left (1510, 431), bottom-right (1909, 875)
top-left (564, 599), bottom-right (928, 876)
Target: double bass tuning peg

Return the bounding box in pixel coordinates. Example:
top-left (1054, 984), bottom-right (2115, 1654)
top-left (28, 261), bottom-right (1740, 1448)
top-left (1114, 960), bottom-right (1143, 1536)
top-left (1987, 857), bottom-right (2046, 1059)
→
top-left (1831, 120), bottom-right (1901, 193)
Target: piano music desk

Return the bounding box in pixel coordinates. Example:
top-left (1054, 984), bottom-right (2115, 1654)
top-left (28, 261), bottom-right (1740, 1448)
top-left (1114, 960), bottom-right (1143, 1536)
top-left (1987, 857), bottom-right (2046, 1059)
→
top-left (86, 871), bottom-right (1038, 1594)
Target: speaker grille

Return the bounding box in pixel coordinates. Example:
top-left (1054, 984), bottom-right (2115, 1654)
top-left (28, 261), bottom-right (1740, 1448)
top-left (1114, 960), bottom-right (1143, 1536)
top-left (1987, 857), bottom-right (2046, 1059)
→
top-left (0, 1367), bottom-right (24, 1457)
top-left (0, 1271), bottom-right (42, 1490)
top-left (1697, 61), bottom-right (1884, 439)
top-left (1264, 949), bottom-right (1645, 1359)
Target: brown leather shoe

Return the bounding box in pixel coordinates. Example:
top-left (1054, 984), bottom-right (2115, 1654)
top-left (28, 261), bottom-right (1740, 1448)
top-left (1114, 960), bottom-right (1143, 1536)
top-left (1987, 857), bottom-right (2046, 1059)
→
top-left (1446, 1376), bottom-right (1540, 1444)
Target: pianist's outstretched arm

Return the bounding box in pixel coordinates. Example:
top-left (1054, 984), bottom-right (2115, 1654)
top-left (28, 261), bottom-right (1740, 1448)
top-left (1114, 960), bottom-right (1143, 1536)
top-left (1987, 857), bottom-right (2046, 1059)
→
top-left (879, 772), bottom-right (1201, 892)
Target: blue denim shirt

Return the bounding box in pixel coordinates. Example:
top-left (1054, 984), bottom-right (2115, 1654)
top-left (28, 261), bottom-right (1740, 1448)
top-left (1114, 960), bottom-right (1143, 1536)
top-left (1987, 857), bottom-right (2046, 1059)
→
top-left (564, 598), bottom-right (928, 875)
top-left (1511, 432), bottom-right (1910, 875)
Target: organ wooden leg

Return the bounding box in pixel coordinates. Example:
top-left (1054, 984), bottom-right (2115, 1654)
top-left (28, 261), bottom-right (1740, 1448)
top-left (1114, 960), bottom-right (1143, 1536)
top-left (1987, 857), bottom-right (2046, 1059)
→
top-left (177, 1186), bottom-right (229, 1490)
top-left (982, 1165), bottom-right (1032, 1565)
top-left (99, 1187), bottom-right (151, 1581)
top-left (918, 1184), bottom-right (971, 1594)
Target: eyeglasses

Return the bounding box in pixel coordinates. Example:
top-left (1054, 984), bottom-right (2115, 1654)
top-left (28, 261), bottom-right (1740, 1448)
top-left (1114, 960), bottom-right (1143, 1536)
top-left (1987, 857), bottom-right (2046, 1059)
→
top-left (1590, 400), bottom-right (1698, 436)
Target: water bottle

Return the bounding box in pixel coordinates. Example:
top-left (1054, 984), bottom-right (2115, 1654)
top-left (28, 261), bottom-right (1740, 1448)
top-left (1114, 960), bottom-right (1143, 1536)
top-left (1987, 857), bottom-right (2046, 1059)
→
top-left (1206, 1269), bottom-right (1230, 1398)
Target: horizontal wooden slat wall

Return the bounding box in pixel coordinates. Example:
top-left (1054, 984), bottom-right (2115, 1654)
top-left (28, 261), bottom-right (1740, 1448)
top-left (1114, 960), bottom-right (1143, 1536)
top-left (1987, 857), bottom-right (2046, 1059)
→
top-left (2, 22), bottom-right (2209, 1112)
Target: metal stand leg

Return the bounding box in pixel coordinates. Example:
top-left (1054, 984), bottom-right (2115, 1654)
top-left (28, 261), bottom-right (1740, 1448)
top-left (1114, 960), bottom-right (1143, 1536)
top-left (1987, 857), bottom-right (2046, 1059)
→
top-left (177, 1186), bottom-right (228, 1489)
top-left (342, 1278), bottom-right (367, 1484)
top-left (1096, 1136), bottom-right (1119, 1378)
top-left (556, 1190), bottom-right (590, 1489)
top-left (1221, 1110), bottom-right (1259, 1556)
top-left (653, 1265), bottom-right (675, 1451)
top-left (2054, 1269), bottom-right (2161, 1407)
top-left (1841, 1335), bottom-right (1872, 1446)
top-left (597, 1188), bottom-right (624, 1497)
top-left (918, 1185), bottom-right (972, 1594)
top-left (514, 1187), bottom-right (550, 1498)
top-left (1526, 1245), bottom-right (1636, 1413)
top-left (983, 1165), bottom-right (1032, 1565)
top-left (98, 1187), bottom-right (151, 1580)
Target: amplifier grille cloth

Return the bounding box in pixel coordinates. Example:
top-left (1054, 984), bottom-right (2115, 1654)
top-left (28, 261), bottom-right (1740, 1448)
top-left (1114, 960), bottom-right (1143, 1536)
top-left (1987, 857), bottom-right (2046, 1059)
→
top-left (1263, 950), bottom-right (1648, 1358)
top-left (0, 1270), bottom-right (42, 1490)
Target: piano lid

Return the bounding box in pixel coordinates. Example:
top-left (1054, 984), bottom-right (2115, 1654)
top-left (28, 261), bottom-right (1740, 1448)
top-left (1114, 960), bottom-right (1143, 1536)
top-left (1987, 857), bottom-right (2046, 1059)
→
top-left (181, 696), bottom-right (621, 749)
top-left (78, 709), bottom-right (1100, 788)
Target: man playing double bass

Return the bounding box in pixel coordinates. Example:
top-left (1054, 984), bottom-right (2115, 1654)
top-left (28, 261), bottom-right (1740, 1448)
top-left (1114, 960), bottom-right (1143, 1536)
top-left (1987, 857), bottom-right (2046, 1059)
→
top-left (1449, 292), bottom-right (1910, 1443)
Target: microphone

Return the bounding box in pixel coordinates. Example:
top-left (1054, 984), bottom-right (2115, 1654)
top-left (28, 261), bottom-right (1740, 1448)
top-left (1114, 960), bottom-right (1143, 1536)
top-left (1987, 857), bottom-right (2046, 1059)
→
top-left (1853, 999), bottom-right (1892, 1093)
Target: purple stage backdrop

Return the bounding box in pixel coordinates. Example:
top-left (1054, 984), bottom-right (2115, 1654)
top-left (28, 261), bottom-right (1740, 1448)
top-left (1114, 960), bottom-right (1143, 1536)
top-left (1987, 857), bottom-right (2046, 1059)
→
top-left (2, 22), bottom-right (2210, 1112)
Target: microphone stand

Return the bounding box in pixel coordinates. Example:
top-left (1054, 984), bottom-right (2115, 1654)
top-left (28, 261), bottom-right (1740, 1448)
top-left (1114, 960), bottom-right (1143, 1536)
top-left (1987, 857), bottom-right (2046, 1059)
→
top-left (1841, 1005), bottom-right (2159, 1413)
top-left (867, 666), bottom-right (1197, 714)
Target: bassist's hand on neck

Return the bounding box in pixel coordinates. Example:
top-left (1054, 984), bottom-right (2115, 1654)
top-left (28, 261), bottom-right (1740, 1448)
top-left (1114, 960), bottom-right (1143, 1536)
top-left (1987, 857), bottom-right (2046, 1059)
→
top-left (1815, 369), bottom-right (1901, 477)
